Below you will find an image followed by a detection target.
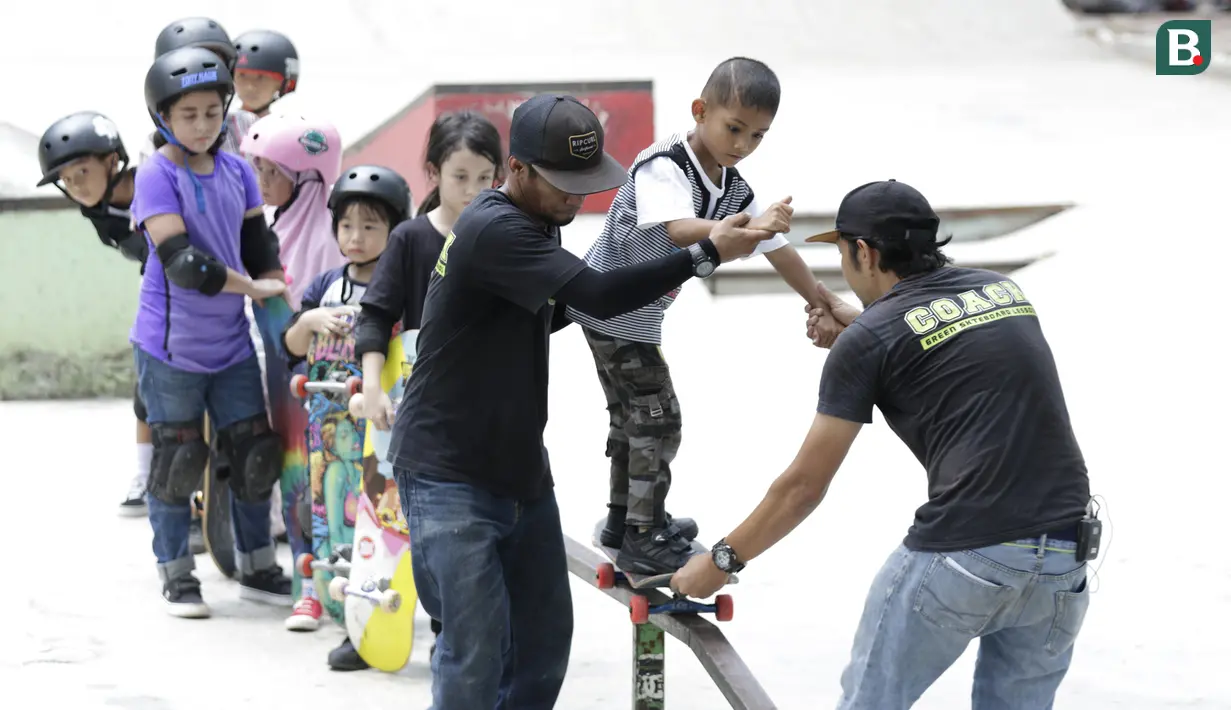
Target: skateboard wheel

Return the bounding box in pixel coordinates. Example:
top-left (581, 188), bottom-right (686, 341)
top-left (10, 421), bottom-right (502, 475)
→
top-left (596, 563), bottom-right (616, 590)
top-left (296, 553), bottom-right (315, 578)
top-left (328, 575), bottom-right (349, 602)
top-left (345, 375), bottom-right (362, 397)
top-left (715, 594), bottom-right (734, 622)
top-left (347, 392), bottom-right (364, 419)
top-left (290, 374), bottom-right (308, 399)
top-left (630, 595), bottom-right (650, 624)
top-left (378, 589), bottom-right (401, 613)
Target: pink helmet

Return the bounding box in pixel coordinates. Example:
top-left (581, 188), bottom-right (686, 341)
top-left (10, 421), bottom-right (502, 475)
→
top-left (241, 114), bottom-right (342, 188)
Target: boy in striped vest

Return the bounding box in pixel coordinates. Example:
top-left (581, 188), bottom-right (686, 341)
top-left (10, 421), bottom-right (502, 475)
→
top-left (568, 57), bottom-right (840, 575)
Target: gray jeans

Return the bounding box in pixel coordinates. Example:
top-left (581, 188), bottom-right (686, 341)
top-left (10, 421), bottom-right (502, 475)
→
top-left (838, 534), bottom-right (1090, 709)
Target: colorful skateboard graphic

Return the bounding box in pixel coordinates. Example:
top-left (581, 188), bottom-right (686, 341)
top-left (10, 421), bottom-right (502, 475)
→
top-left (288, 307), bottom-right (364, 624)
top-left (251, 296), bottom-right (311, 600)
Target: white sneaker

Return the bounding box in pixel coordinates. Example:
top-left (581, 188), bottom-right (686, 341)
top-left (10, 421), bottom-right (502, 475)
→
top-left (117, 474), bottom-right (147, 517)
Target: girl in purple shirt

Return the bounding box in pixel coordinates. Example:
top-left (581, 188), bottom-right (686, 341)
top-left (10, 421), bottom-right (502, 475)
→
top-left (132, 46), bottom-right (291, 617)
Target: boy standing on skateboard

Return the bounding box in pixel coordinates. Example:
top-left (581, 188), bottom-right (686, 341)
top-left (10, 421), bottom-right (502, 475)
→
top-left (567, 57), bottom-right (844, 575)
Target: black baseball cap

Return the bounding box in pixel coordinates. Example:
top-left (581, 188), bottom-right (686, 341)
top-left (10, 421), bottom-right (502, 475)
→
top-left (509, 94), bottom-right (628, 195)
top-left (806, 179), bottom-right (940, 244)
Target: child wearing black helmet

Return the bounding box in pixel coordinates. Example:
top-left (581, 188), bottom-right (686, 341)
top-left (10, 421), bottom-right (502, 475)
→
top-left (133, 46), bottom-right (291, 617)
top-left (35, 111), bottom-right (155, 518)
top-left (232, 30), bottom-right (299, 118)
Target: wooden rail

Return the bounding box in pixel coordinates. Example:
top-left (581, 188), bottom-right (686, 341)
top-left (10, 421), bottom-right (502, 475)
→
top-left (564, 536), bottom-right (777, 710)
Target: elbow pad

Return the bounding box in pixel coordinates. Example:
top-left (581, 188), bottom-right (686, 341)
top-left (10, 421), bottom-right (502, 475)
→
top-left (115, 232), bottom-right (150, 265)
top-left (156, 233), bottom-right (227, 295)
top-left (240, 215), bottom-right (283, 276)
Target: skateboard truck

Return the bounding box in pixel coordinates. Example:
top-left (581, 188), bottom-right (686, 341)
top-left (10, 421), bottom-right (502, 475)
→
top-left (328, 575), bottom-right (402, 613)
top-left (296, 548), bottom-right (354, 578)
top-left (595, 563), bottom-right (734, 624)
top-left (290, 374), bottom-right (362, 400)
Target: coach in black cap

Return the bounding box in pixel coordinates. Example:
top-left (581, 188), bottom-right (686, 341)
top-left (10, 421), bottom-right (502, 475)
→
top-left (674, 180), bottom-right (1094, 708)
top-left (378, 94), bottom-right (775, 709)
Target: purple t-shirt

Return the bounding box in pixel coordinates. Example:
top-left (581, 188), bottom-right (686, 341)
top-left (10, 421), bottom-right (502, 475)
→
top-left (130, 151), bottom-right (263, 373)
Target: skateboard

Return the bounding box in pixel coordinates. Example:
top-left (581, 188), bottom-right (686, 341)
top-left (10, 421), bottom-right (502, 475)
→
top-left (251, 296), bottom-right (311, 598)
top-left (288, 307), bottom-right (365, 625)
top-left (592, 519), bottom-right (736, 624)
top-left (197, 413), bottom-right (236, 578)
top-left (325, 327), bottom-right (419, 672)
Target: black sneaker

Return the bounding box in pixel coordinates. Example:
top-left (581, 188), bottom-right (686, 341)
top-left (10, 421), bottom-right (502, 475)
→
top-left (600, 505), bottom-right (699, 549)
top-left (163, 574), bottom-right (210, 618)
top-left (239, 565), bottom-right (293, 606)
top-left (117, 477), bottom-right (147, 518)
top-left (328, 637), bottom-right (370, 671)
top-left (188, 518), bottom-right (206, 556)
top-left (614, 525), bottom-right (698, 576)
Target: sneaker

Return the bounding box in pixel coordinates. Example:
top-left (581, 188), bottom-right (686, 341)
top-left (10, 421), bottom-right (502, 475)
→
top-left (188, 518), bottom-right (206, 556)
top-left (163, 575), bottom-right (210, 618)
top-left (117, 476), bottom-right (147, 518)
top-left (239, 565), bottom-right (293, 606)
top-left (614, 525), bottom-right (698, 576)
top-left (600, 505), bottom-right (699, 549)
top-left (328, 637), bottom-right (370, 671)
top-left (285, 597), bottom-right (322, 631)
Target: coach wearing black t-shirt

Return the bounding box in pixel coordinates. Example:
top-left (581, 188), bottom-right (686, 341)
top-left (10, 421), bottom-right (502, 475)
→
top-left (672, 180), bottom-right (1094, 709)
top-left (387, 94), bottom-right (776, 709)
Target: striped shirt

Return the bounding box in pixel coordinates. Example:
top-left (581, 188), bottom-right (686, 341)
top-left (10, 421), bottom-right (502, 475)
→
top-left (566, 133), bottom-right (788, 344)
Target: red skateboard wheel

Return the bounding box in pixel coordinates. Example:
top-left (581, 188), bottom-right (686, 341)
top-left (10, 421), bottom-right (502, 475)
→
top-left (630, 595), bottom-right (650, 624)
top-left (290, 374), bottom-right (308, 399)
top-left (345, 375), bottom-right (362, 397)
top-left (715, 594), bottom-right (734, 622)
top-left (596, 563), bottom-right (616, 590)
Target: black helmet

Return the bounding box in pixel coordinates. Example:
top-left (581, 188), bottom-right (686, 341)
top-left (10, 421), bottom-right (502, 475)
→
top-left (233, 30), bottom-right (300, 95)
top-left (36, 111), bottom-right (128, 186)
top-left (154, 17), bottom-right (236, 68)
top-left (145, 46), bottom-right (234, 118)
top-left (329, 166), bottom-right (413, 225)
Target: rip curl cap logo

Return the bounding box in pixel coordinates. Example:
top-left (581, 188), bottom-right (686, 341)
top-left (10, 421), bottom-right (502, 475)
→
top-left (180, 70), bottom-right (218, 88)
top-left (92, 116), bottom-right (119, 141)
top-left (298, 129), bottom-right (328, 155)
top-left (568, 131), bottom-right (598, 161)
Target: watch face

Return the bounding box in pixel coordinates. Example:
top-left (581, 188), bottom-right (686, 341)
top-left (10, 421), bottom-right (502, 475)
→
top-left (714, 549), bottom-right (731, 569)
top-left (696, 260), bottom-right (716, 278)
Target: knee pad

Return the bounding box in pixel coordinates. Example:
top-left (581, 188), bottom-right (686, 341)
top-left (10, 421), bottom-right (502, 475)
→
top-left (148, 421), bottom-right (209, 505)
top-left (219, 414), bottom-right (283, 503)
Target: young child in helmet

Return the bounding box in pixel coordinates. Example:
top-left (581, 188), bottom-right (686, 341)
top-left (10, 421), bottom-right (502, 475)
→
top-left (139, 17), bottom-right (258, 165)
top-left (133, 46), bottom-right (292, 617)
top-left (280, 164), bottom-right (412, 659)
top-left (240, 114), bottom-right (347, 310)
top-left (35, 111), bottom-right (152, 517)
top-left (232, 30), bottom-right (299, 118)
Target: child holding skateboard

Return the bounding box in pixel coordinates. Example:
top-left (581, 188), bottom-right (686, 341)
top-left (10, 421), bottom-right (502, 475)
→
top-left (35, 111), bottom-right (153, 518)
top-left (232, 29), bottom-right (299, 119)
top-left (132, 46), bottom-right (292, 617)
top-left (282, 163), bottom-right (412, 666)
top-left (240, 113), bottom-right (346, 309)
top-left (345, 111), bottom-right (503, 671)
top-left (566, 56), bottom-right (844, 576)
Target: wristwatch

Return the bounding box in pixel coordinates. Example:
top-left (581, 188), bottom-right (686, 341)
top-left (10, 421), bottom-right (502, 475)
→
top-left (711, 538), bottom-right (745, 574)
top-left (687, 241), bottom-right (717, 278)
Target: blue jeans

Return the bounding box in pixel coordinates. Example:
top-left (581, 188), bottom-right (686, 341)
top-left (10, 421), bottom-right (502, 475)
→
top-left (134, 347), bottom-right (273, 577)
top-left (838, 535), bottom-right (1091, 709)
top-left (399, 470), bottom-right (573, 710)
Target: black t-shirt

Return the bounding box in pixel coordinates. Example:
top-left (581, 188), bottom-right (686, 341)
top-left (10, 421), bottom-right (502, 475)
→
top-left (387, 189), bottom-right (586, 500)
top-left (817, 266), bottom-right (1090, 552)
top-left (359, 214), bottom-right (447, 333)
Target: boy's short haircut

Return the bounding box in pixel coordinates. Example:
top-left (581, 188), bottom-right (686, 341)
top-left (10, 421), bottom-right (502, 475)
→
top-left (701, 57), bottom-right (781, 116)
top-left (331, 195), bottom-right (400, 234)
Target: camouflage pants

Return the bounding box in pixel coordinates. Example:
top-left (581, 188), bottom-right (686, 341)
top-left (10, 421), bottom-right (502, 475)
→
top-left (582, 327), bottom-right (682, 527)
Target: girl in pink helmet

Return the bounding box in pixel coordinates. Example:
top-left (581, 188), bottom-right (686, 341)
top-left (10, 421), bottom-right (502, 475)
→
top-left (241, 114), bottom-right (347, 309)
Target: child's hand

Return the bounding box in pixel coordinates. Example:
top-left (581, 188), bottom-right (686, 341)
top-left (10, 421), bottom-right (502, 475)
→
top-left (749, 196), bottom-right (793, 234)
top-left (303, 307), bottom-right (355, 337)
top-left (364, 389), bottom-right (396, 431)
top-left (249, 278), bottom-right (287, 306)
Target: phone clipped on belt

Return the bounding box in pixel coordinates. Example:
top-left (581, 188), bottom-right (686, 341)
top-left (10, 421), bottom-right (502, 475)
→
top-left (1076, 500), bottom-right (1103, 563)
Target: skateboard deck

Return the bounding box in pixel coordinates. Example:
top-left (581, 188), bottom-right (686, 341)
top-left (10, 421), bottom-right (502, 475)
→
top-left (252, 296), bottom-right (311, 598)
top-left (591, 518), bottom-right (736, 623)
top-left (289, 307), bottom-right (364, 625)
top-left (328, 327), bottom-right (419, 672)
top-left (198, 413), bottom-right (236, 578)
